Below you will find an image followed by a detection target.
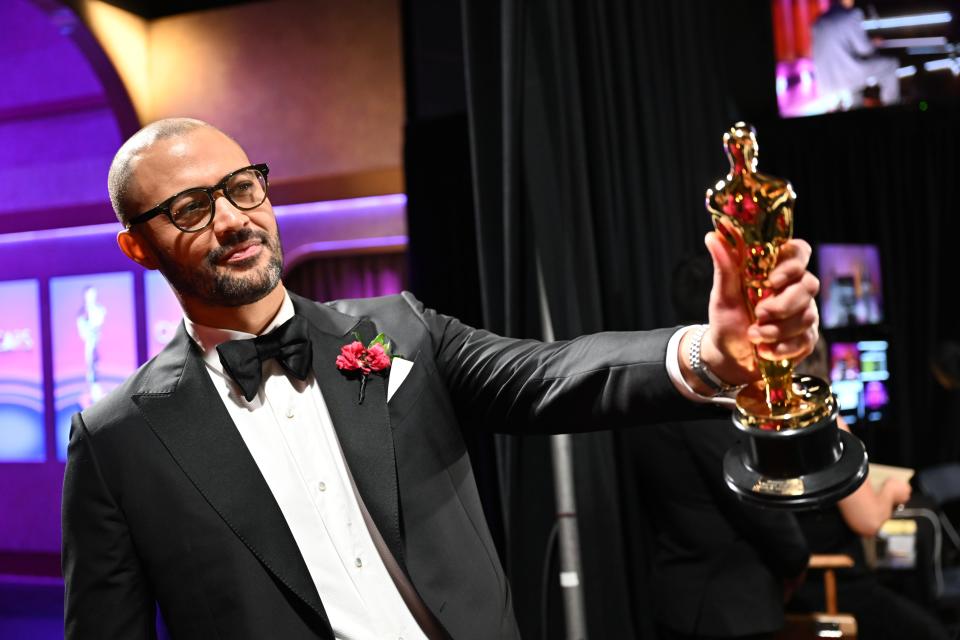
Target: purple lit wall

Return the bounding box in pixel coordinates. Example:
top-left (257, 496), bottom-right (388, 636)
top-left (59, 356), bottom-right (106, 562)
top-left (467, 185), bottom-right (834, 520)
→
top-left (1, 1), bottom-right (407, 634)
top-left (0, 194), bottom-right (406, 557)
top-left (0, 0), bottom-right (127, 234)
top-left (145, 271), bottom-right (182, 359)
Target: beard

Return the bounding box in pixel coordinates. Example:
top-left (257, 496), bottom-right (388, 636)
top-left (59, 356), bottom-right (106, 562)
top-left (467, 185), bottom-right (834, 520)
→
top-left (157, 227), bottom-right (284, 307)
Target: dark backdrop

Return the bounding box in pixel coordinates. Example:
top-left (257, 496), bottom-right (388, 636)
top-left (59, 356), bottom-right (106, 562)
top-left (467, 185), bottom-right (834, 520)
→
top-left (403, 0), bottom-right (960, 637)
top-left (757, 108), bottom-right (960, 467)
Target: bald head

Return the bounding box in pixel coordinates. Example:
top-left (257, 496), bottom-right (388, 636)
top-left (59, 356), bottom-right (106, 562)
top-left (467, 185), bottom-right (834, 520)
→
top-left (108, 117), bottom-right (220, 225)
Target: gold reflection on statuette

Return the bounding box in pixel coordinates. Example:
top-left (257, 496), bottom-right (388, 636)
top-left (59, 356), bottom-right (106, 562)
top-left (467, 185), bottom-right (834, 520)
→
top-left (706, 123), bottom-right (835, 432)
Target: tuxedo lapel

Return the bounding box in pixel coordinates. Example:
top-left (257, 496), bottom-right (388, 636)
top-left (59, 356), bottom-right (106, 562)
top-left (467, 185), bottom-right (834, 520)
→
top-left (132, 326), bottom-right (329, 628)
top-left (293, 296), bottom-right (406, 571)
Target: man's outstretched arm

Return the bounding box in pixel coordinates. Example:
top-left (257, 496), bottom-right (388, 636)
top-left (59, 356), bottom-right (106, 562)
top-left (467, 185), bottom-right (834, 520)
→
top-left (62, 413), bottom-right (157, 640)
top-left (414, 234), bottom-right (819, 432)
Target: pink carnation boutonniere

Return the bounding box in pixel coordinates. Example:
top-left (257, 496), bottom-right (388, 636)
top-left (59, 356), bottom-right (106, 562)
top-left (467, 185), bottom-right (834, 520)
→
top-left (335, 332), bottom-right (397, 403)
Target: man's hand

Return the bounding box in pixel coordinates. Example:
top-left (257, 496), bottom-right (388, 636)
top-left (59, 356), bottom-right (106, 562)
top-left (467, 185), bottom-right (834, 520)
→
top-left (682, 231), bottom-right (820, 393)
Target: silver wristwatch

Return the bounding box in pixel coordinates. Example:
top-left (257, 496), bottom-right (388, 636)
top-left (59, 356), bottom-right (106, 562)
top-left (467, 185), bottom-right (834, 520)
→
top-left (688, 324), bottom-right (743, 395)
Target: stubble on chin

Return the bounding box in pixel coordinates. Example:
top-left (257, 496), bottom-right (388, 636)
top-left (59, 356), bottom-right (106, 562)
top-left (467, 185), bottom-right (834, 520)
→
top-left (158, 229), bottom-right (284, 307)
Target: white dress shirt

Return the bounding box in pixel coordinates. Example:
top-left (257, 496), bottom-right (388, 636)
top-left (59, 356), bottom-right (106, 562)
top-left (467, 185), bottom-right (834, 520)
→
top-left (665, 326), bottom-right (737, 408)
top-left (184, 294), bottom-right (426, 640)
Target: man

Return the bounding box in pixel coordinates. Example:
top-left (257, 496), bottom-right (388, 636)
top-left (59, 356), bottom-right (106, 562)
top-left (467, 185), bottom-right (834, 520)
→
top-left (637, 255), bottom-right (809, 640)
top-left (62, 118), bottom-right (821, 639)
top-left (812, 0), bottom-right (900, 108)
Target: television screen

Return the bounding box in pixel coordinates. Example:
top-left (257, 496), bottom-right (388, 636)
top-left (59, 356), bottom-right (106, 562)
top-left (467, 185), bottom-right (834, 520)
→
top-left (773, 1), bottom-right (960, 118)
top-left (51, 272), bottom-right (138, 460)
top-left (145, 271), bottom-right (182, 359)
top-left (830, 339), bottom-right (890, 424)
top-left (818, 243), bottom-right (884, 329)
top-left (0, 279), bottom-right (45, 462)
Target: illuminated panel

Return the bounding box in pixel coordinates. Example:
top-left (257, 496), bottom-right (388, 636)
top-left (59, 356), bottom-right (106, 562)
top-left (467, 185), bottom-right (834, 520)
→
top-left (858, 340), bottom-right (890, 422)
top-left (818, 244), bottom-right (884, 329)
top-left (829, 340), bottom-right (890, 425)
top-left (0, 279), bottom-right (44, 462)
top-left (830, 342), bottom-right (862, 411)
top-left (51, 272), bottom-right (137, 460)
top-left (862, 12), bottom-right (952, 30)
top-left (145, 271), bottom-right (183, 359)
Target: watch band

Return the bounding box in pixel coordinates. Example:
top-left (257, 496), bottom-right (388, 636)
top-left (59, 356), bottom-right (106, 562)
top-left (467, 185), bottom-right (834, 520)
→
top-left (688, 324), bottom-right (742, 395)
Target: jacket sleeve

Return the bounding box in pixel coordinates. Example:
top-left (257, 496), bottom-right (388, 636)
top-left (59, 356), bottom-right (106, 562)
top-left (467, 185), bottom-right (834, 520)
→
top-left (404, 292), bottom-right (719, 434)
top-left (62, 412), bottom-right (158, 639)
top-left (682, 420), bottom-right (810, 578)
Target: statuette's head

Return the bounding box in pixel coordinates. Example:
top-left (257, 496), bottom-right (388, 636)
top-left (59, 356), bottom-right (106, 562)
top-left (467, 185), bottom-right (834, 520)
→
top-left (723, 121), bottom-right (758, 176)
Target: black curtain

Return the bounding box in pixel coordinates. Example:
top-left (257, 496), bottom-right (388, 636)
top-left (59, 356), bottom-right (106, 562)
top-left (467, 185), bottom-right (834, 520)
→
top-left (406, 0), bottom-right (960, 637)
top-left (401, 0), bottom-right (509, 560)
top-left (756, 108), bottom-right (960, 467)
top-left (461, 1), bottom-right (774, 637)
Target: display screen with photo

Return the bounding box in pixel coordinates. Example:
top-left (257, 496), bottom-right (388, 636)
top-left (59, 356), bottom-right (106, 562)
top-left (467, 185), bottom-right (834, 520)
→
top-left (0, 280), bottom-right (45, 462)
top-left (818, 243), bottom-right (884, 329)
top-left (830, 340), bottom-right (890, 424)
top-left (51, 272), bottom-right (138, 460)
top-left (773, 1), bottom-right (960, 118)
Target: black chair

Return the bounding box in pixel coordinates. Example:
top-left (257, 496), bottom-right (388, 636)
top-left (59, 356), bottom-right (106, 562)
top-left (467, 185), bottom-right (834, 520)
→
top-left (915, 463), bottom-right (960, 610)
top-left (777, 554), bottom-right (858, 640)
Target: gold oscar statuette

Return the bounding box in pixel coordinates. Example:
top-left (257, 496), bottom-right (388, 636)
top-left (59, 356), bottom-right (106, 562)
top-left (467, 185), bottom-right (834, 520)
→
top-left (706, 122), bottom-right (867, 509)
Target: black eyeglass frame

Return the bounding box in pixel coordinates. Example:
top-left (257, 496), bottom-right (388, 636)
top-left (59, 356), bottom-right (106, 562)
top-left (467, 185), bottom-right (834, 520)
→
top-left (125, 163), bottom-right (270, 232)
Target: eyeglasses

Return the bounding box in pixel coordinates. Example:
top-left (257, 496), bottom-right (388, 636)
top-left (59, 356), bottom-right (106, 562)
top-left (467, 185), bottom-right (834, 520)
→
top-left (126, 163), bottom-right (270, 233)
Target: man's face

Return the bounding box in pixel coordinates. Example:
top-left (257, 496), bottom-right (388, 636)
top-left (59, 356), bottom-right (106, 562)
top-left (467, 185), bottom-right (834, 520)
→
top-left (126, 127), bottom-right (283, 308)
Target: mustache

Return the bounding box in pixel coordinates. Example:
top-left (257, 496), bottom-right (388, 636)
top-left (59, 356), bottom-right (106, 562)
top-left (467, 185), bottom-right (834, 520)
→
top-left (206, 228), bottom-right (274, 265)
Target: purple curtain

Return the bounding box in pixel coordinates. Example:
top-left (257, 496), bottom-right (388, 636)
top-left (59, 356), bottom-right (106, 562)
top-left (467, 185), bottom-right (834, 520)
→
top-left (283, 251), bottom-right (408, 303)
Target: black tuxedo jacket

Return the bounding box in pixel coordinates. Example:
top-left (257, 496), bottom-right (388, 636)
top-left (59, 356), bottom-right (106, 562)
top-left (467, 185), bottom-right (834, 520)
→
top-left (634, 418), bottom-right (810, 636)
top-left (63, 291), bottom-right (697, 639)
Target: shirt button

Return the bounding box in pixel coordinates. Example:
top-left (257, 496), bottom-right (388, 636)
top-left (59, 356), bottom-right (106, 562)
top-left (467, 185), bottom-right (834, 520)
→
top-left (317, 481), bottom-right (326, 492)
top-left (354, 557), bottom-right (363, 568)
top-left (286, 407), bottom-right (295, 419)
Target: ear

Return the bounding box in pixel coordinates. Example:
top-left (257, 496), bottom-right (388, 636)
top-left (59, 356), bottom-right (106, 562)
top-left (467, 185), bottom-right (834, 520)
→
top-left (117, 229), bottom-right (159, 270)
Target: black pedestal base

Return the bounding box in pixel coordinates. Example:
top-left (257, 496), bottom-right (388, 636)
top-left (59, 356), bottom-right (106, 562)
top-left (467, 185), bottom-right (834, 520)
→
top-left (723, 429), bottom-right (868, 510)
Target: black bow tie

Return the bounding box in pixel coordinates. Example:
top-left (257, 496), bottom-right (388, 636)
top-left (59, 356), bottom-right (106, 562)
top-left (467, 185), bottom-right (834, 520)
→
top-left (216, 315), bottom-right (313, 402)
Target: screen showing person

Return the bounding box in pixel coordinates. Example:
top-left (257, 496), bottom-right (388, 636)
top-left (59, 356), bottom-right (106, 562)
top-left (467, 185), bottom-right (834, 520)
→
top-left (830, 340), bottom-right (890, 424)
top-left (0, 279), bottom-right (45, 462)
top-left (772, 0), bottom-right (960, 118)
top-left (818, 243), bottom-right (884, 328)
top-left (52, 272), bottom-right (137, 460)
top-left (145, 270), bottom-right (184, 359)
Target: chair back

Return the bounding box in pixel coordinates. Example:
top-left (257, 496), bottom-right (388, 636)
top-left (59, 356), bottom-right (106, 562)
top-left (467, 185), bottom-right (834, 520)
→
top-left (917, 464), bottom-right (960, 506)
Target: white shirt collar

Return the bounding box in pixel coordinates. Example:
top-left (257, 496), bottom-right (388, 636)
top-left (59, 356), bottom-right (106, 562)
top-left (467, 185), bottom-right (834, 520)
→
top-left (183, 291), bottom-right (296, 375)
